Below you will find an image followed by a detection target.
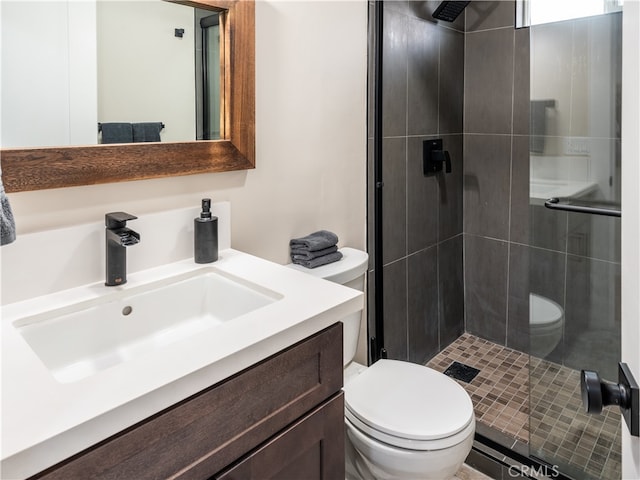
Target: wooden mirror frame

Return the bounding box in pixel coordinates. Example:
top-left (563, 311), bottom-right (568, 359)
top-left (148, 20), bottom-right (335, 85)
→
top-left (1, 0), bottom-right (254, 193)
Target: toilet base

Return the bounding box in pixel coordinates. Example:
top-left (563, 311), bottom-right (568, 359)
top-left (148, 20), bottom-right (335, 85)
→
top-left (345, 417), bottom-right (474, 480)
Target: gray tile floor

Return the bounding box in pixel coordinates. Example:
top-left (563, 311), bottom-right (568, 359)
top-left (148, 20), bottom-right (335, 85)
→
top-left (428, 334), bottom-right (622, 480)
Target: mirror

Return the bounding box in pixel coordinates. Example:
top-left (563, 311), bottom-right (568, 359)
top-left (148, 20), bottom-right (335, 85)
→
top-left (1, 1), bottom-right (223, 148)
top-left (0, 0), bottom-right (254, 192)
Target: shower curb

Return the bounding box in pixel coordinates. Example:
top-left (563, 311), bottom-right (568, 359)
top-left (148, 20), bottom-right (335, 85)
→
top-left (468, 434), bottom-right (573, 480)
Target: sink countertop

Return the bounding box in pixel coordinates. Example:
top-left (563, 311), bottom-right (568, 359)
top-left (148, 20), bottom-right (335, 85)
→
top-left (1, 249), bottom-right (363, 479)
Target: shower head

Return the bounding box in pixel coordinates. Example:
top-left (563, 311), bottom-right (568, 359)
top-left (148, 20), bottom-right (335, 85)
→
top-left (432, 1), bottom-right (470, 22)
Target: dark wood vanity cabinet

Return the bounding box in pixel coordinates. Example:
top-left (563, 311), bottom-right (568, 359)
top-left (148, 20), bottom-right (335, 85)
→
top-left (30, 323), bottom-right (344, 480)
top-left (216, 394), bottom-right (344, 480)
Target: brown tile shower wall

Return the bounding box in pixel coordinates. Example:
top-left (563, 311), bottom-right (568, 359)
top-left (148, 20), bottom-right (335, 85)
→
top-left (367, 1), bottom-right (465, 364)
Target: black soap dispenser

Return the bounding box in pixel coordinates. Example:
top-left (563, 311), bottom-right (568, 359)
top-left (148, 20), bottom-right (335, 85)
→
top-left (194, 198), bottom-right (218, 263)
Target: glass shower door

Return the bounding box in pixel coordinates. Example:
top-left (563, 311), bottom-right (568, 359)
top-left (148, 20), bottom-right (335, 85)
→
top-left (527, 7), bottom-right (622, 479)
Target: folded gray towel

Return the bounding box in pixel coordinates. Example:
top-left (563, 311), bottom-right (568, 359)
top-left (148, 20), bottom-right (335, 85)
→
top-left (290, 230), bottom-right (338, 252)
top-left (291, 245), bottom-right (338, 261)
top-left (132, 122), bottom-right (163, 142)
top-left (1, 167), bottom-right (16, 245)
top-left (292, 251), bottom-right (343, 269)
top-left (101, 123), bottom-right (133, 144)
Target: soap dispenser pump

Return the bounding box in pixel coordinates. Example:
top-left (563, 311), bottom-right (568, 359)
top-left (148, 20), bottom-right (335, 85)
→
top-left (194, 198), bottom-right (218, 263)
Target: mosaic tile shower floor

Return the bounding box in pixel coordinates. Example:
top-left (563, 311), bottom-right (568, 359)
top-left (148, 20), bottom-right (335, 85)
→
top-left (427, 334), bottom-right (622, 480)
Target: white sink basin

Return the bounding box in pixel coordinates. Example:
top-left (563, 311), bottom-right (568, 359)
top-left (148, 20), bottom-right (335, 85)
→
top-left (13, 268), bottom-right (282, 383)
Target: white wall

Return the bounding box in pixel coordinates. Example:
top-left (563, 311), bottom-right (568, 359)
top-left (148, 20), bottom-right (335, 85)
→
top-left (621, 1), bottom-right (640, 476)
top-left (68, 1), bottom-right (99, 146)
top-left (2, 0), bottom-right (367, 272)
top-left (0, 1), bottom-right (97, 148)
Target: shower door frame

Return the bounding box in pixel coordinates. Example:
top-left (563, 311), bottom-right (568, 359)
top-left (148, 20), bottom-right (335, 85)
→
top-left (620, 1), bottom-right (640, 477)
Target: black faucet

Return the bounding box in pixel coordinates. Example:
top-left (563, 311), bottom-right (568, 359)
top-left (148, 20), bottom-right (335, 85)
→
top-left (105, 212), bottom-right (140, 286)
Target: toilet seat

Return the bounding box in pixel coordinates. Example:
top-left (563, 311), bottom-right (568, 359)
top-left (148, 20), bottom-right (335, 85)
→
top-left (343, 360), bottom-right (475, 451)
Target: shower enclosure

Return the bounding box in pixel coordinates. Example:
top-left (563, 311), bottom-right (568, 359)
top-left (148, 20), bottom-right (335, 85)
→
top-left (526, 4), bottom-right (623, 479)
top-left (367, 1), bottom-right (630, 478)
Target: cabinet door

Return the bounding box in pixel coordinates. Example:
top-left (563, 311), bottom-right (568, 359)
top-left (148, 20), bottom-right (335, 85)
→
top-left (216, 393), bottom-right (345, 480)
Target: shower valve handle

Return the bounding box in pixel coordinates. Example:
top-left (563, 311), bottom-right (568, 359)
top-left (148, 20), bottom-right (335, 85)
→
top-left (580, 363), bottom-right (639, 437)
top-left (443, 150), bottom-right (452, 173)
top-left (423, 139), bottom-right (452, 177)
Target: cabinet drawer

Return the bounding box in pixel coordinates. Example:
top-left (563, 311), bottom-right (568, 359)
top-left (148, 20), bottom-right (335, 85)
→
top-left (216, 393), bottom-right (345, 480)
top-left (31, 323), bottom-right (343, 480)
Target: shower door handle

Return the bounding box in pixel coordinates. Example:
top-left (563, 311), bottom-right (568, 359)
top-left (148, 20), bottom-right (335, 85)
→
top-left (544, 197), bottom-right (621, 217)
top-left (581, 363), bottom-right (639, 437)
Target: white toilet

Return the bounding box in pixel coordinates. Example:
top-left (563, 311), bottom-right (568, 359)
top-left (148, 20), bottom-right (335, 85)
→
top-left (289, 247), bottom-right (475, 480)
top-left (529, 293), bottom-right (564, 359)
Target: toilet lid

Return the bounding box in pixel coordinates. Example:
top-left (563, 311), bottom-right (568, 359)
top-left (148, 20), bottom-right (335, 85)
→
top-left (343, 360), bottom-right (474, 442)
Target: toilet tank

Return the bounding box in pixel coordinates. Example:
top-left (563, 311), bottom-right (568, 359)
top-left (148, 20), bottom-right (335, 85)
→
top-left (288, 247), bottom-right (368, 366)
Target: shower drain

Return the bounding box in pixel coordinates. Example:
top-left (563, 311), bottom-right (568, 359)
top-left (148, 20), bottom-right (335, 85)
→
top-left (444, 361), bottom-right (480, 383)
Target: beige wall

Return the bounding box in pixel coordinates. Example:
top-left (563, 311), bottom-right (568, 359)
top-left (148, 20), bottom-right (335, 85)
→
top-left (4, 0), bottom-right (367, 266)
